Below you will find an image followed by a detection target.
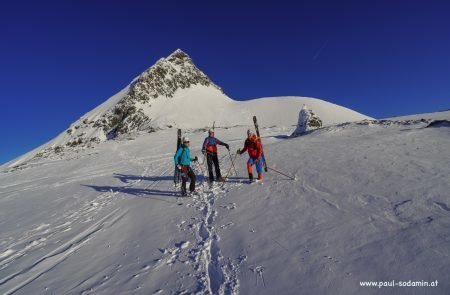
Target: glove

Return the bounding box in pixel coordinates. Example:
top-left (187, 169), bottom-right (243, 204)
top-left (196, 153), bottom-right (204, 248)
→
top-left (193, 156), bottom-right (198, 162)
top-left (177, 164), bottom-right (182, 170)
top-left (225, 144), bottom-right (230, 150)
top-left (237, 148), bottom-right (241, 155)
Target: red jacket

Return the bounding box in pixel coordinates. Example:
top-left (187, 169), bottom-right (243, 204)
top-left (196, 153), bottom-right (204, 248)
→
top-left (241, 135), bottom-right (263, 159)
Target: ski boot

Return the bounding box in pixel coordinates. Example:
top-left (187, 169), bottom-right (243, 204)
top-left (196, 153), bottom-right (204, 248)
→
top-left (217, 176), bottom-right (226, 182)
top-left (248, 173), bottom-right (254, 183)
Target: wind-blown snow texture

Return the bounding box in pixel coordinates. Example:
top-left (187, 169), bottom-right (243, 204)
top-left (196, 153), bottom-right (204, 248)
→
top-left (1, 50), bottom-right (449, 294)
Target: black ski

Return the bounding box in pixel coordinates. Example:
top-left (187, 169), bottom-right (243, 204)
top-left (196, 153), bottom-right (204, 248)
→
top-left (253, 116), bottom-right (268, 172)
top-left (174, 129), bottom-right (182, 185)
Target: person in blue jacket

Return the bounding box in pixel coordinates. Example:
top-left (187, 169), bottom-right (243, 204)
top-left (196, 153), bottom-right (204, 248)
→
top-left (202, 129), bottom-right (229, 182)
top-left (174, 137), bottom-right (198, 196)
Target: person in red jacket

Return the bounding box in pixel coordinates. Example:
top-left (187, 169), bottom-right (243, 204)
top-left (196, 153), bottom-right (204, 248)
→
top-left (237, 129), bottom-right (264, 182)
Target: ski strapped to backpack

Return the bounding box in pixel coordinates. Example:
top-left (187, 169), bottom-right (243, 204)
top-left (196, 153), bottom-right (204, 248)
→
top-left (174, 129), bottom-right (182, 185)
top-left (253, 116), bottom-right (268, 172)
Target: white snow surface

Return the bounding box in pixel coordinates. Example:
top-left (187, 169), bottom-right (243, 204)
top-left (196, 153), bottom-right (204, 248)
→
top-left (138, 85), bottom-right (370, 129)
top-left (1, 111), bottom-right (449, 294)
top-left (386, 110), bottom-right (450, 121)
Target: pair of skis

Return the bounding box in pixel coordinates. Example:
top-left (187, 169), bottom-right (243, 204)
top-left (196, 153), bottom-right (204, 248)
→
top-left (253, 116), bottom-right (268, 172)
top-left (174, 129), bottom-right (182, 186)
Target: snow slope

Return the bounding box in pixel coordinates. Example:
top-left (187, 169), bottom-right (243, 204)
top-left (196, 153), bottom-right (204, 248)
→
top-left (386, 110), bottom-right (450, 121)
top-left (137, 85), bottom-right (370, 129)
top-left (1, 112), bottom-right (449, 294)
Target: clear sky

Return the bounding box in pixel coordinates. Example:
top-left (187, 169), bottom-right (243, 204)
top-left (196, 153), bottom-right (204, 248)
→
top-left (1, 0), bottom-right (449, 164)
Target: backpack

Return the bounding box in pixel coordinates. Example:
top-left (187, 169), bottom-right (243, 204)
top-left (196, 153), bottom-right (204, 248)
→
top-left (177, 146), bottom-right (187, 164)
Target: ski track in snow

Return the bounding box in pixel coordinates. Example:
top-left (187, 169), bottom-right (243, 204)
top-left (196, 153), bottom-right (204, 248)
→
top-left (0, 209), bottom-right (128, 295)
top-left (149, 156), bottom-right (244, 295)
top-left (0, 148), bottom-right (161, 294)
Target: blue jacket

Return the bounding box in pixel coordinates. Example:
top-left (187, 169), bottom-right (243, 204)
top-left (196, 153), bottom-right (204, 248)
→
top-left (174, 145), bottom-right (193, 166)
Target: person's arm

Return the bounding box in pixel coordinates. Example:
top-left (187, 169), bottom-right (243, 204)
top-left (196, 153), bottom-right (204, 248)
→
top-left (216, 138), bottom-right (229, 150)
top-left (201, 138), bottom-right (208, 153)
top-left (187, 149), bottom-right (198, 162)
top-left (239, 140), bottom-right (248, 154)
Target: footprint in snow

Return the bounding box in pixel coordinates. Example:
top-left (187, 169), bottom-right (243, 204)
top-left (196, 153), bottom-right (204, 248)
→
top-left (220, 222), bottom-right (234, 230)
top-left (175, 241), bottom-right (190, 249)
top-left (220, 203), bottom-right (236, 210)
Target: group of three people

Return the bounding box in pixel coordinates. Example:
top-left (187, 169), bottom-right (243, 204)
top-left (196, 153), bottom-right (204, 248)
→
top-left (174, 129), bottom-right (265, 196)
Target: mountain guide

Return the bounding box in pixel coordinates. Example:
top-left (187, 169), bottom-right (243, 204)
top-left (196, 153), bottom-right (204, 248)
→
top-left (174, 137), bottom-right (198, 196)
top-left (202, 129), bottom-right (229, 182)
top-left (237, 129), bottom-right (264, 182)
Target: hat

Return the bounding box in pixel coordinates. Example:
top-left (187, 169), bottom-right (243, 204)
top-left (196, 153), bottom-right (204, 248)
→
top-left (208, 129), bottom-right (214, 134)
top-left (247, 129), bottom-right (253, 136)
top-left (183, 137), bottom-right (190, 143)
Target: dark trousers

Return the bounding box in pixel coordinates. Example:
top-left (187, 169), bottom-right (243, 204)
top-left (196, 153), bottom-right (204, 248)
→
top-left (181, 166), bottom-right (196, 195)
top-left (206, 152), bottom-right (222, 181)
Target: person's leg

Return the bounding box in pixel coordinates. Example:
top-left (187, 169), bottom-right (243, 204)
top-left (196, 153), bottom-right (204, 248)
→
top-left (188, 167), bottom-right (196, 192)
top-left (261, 154), bottom-right (268, 172)
top-left (213, 153), bottom-right (222, 179)
top-left (247, 158), bottom-right (254, 181)
top-left (256, 159), bottom-right (263, 180)
top-left (181, 166), bottom-right (188, 195)
top-left (206, 154), bottom-right (214, 182)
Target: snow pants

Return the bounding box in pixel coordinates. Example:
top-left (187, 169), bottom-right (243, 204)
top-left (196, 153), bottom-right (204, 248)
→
top-left (181, 166), bottom-right (196, 195)
top-left (247, 157), bottom-right (263, 177)
top-left (206, 152), bottom-right (222, 181)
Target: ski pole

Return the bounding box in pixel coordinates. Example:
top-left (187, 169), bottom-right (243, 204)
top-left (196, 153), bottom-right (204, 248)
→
top-left (221, 152), bottom-right (239, 188)
top-left (267, 166), bottom-right (296, 180)
top-left (195, 161), bottom-right (207, 194)
top-left (228, 149), bottom-right (238, 176)
top-left (200, 151), bottom-right (206, 165)
top-left (224, 152), bottom-right (238, 179)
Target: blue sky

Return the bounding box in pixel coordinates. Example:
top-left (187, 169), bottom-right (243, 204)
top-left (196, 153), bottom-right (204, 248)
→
top-left (1, 0), bottom-right (449, 164)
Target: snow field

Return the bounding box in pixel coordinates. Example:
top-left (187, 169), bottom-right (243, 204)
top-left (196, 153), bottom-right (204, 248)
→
top-left (1, 116), bottom-right (449, 294)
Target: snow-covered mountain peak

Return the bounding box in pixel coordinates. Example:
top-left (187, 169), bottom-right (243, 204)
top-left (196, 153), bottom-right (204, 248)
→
top-left (6, 50), bottom-right (373, 168)
top-left (133, 49), bottom-right (221, 101)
